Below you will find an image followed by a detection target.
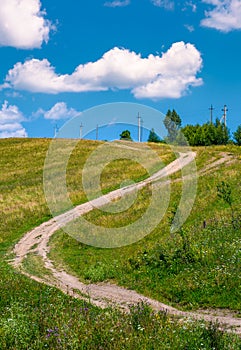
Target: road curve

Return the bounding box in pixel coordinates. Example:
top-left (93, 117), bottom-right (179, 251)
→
top-left (10, 151), bottom-right (241, 335)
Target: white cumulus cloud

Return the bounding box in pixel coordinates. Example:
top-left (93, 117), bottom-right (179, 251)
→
top-left (0, 0), bottom-right (53, 49)
top-left (0, 101), bottom-right (27, 138)
top-left (2, 42), bottom-right (203, 100)
top-left (201, 0), bottom-right (241, 32)
top-left (104, 0), bottom-right (130, 7)
top-left (38, 102), bottom-right (81, 120)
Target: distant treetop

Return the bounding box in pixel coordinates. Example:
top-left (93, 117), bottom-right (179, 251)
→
top-left (147, 128), bottom-right (161, 143)
top-left (119, 130), bottom-right (132, 141)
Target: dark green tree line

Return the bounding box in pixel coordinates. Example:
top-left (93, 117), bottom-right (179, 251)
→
top-left (233, 125), bottom-right (241, 145)
top-left (182, 119), bottom-right (230, 146)
top-left (147, 128), bottom-right (161, 143)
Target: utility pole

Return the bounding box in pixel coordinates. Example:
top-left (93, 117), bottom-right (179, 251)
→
top-left (221, 105), bottom-right (228, 126)
top-left (140, 117), bottom-right (143, 142)
top-left (137, 112), bottom-right (141, 142)
top-left (209, 104), bottom-right (214, 124)
top-left (80, 122), bottom-right (83, 139)
top-left (96, 124), bottom-right (99, 141)
top-left (54, 124), bottom-right (59, 138)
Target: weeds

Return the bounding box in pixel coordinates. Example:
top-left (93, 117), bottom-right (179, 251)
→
top-left (50, 145), bottom-right (241, 311)
top-left (217, 181), bottom-right (240, 229)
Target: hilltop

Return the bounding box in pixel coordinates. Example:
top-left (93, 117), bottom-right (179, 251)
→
top-left (0, 138), bottom-right (240, 349)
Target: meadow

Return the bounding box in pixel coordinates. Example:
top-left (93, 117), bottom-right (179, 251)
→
top-left (0, 138), bottom-right (240, 349)
top-left (50, 145), bottom-right (241, 311)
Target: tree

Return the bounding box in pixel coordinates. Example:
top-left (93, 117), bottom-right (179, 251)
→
top-left (233, 125), bottom-right (241, 145)
top-left (182, 120), bottom-right (230, 146)
top-left (175, 130), bottom-right (188, 146)
top-left (215, 119), bottom-right (230, 145)
top-left (147, 128), bottom-right (161, 143)
top-left (120, 130), bottom-right (132, 141)
top-left (182, 124), bottom-right (199, 146)
top-left (164, 109), bottom-right (182, 143)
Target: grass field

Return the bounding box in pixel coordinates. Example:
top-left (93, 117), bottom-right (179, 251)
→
top-left (0, 138), bottom-right (241, 349)
top-left (49, 144), bottom-right (241, 311)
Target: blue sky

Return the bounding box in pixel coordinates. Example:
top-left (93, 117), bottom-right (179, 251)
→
top-left (0, 0), bottom-right (241, 138)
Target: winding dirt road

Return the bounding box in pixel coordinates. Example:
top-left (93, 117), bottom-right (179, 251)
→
top-left (10, 151), bottom-right (241, 335)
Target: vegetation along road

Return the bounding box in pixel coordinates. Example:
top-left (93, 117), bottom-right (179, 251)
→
top-left (10, 149), bottom-right (241, 335)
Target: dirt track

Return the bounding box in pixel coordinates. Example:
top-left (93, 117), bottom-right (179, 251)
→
top-left (10, 151), bottom-right (241, 335)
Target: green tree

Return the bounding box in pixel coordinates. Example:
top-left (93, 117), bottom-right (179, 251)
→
top-left (215, 119), bottom-right (230, 145)
top-left (182, 120), bottom-right (230, 146)
top-left (233, 125), bottom-right (241, 145)
top-left (147, 128), bottom-right (161, 143)
top-left (164, 109), bottom-right (182, 143)
top-left (175, 130), bottom-right (188, 146)
top-left (182, 124), bottom-right (201, 146)
top-left (119, 130), bottom-right (132, 141)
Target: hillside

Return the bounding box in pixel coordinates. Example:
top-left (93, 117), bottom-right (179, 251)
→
top-left (0, 138), bottom-right (241, 349)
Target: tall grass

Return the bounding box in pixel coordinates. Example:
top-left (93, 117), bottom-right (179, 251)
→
top-left (0, 265), bottom-right (240, 350)
top-left (50, 145), bottom-right (241, 311)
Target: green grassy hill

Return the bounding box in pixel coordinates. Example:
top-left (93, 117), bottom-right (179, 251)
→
top-left (0, 138), bottom-right (240, 349)
top-left (49, 144), bottom-right (241, 312)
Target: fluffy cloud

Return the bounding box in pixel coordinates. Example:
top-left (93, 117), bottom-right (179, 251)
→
top-left (0, 0), bottom-right (53, 49)
top-left (150, 0), bottom-right (175, 10)
top-left (3, 42), bottom-right (203, 99)
top-left (104, 0), bottom-right (130, 7)
top-left (0, 101), bottom-right (27, 138)
top-left (38, 102), bottom-right (80, 120)
top-left (201, 0), bottom-right (241, 32)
